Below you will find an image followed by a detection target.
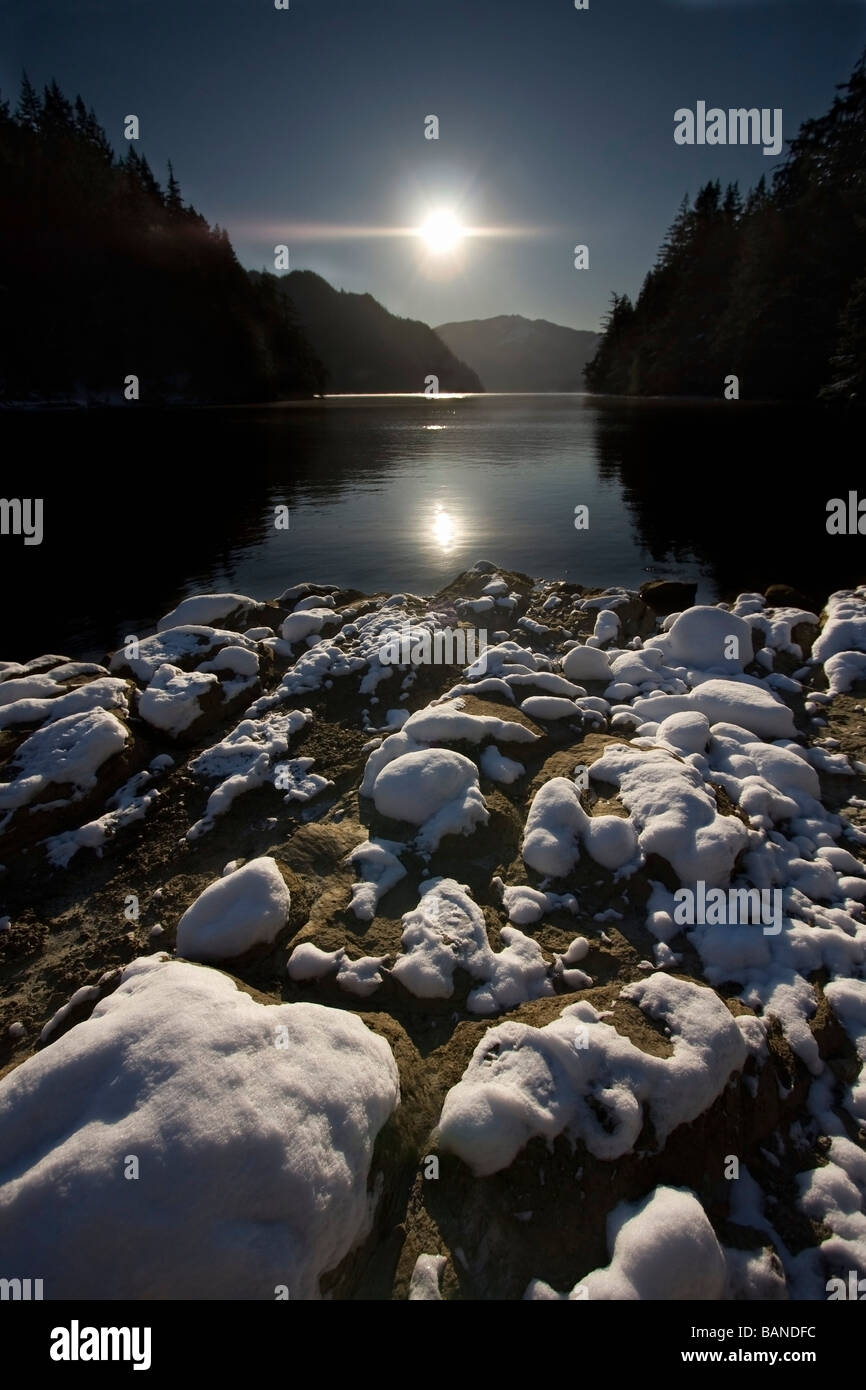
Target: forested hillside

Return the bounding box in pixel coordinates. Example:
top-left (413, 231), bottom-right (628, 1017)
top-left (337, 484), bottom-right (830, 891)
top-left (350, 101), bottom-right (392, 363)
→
top-left (0, 77), bottom-right (325, 403)
top-left (585, 51), bottom-right (866, 402)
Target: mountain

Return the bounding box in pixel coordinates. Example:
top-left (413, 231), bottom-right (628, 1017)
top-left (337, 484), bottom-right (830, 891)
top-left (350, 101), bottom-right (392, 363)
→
top-left (262, 270), bottom-right (483, 394)
top-left (434, 315), bottom-right (600, 392)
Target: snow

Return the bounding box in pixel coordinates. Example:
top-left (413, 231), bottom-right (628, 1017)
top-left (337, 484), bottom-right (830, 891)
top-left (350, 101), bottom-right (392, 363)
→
top-left (0, 955), bottom-right (399, 1299)
top-left (334, 954), bottom-right (388, 998)
top-left (812, 589), bottom-right (866, 663)
top-left (592, 609), bottom-right (620, 646)
top-left (294, 593), bottom-right (335, 611)
top-left (40, 984), bottom-right (102, 1043)
top-left (520, 696), bottom-right (580, 721)
top-left (562, 645), bottom-right (612, 682)
top-left (274, 757), bottom-right (332, 803)
top-left (633, 679), bottom-right (795, 740)
top-left (521, 777), bottom-right (638, 877)
top-left (438, 973), bottom-right (749, 1175)
top-left (823, 979), bottom-right (866, 1124)
top-left (111, 625), bottom-right (257, 683)
top-left (506, 671), bottom-right (585, 698)
top-left (186, 709), bottom-right (311, 839)
top-left (408, 1254), bottom-right (447, 1300)
top-left (646, 604), bottom-right (753, 672)
top-left (824, 651), bottom-right (866, 695)
top-left (402, 698), bottom-right (537, 746)
top-left (589, 744), bottom-right (748, 886)
top-left (156, 593), bottom-right (257, 632)
top-left (526, 1186), bottom-right (726, 1300)
top-left (0, 708), bottom-right (128, 818)
top-left (45, 770), bottom-right (162, 868)
top-left (176, 856), bottom-right (291, 961)
top-left (583, 815), bottom-right (639, 871)
top-left (479, 744), bottom-right (525, 784)
top-left (371, 748), bottom-right (488, 853)
top-left (392, 878), bottom-right (554, 1014)
top-left (0, 675), bottom-right (130, 730)
top-left (287, 942), bottom-right (342, 980)
top-left (249, 598), bottom-right (463, 709)
top-left (199, 644), bottom-right (260, 677)
top-left (138, 663), bottom-right (219, 735)
top-left (280, 608), bottom-right (339, 643)
top-left (0, 673), bottom-right (66, 705)
top-left (522, 778), bottom-right (589, 877)
top-left (495, 879), bottom-right (578, 925)
top-left (346, 838), bottom-right (407, 920)
top-left (654, 710), bottom-right (711, 755)
top-left (286, 942), bottom-right (387, 997)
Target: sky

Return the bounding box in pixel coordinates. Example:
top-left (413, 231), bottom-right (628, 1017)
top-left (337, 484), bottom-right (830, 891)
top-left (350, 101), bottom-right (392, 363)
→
top-left (2, 0), bottom-right (865, 332)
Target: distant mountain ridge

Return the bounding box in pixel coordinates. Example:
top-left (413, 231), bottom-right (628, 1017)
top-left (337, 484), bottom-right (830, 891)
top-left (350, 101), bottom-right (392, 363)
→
top-left (262, 270), bottom-right (482, 394)
top-left (434, 314), bottom-right (600, 392)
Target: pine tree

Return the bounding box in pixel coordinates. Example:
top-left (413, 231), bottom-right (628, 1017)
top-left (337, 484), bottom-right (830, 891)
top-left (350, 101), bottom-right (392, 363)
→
top-left (15, 72), bottom-right (41, 130)
top-left (165, 160), bottom-right (183, 215)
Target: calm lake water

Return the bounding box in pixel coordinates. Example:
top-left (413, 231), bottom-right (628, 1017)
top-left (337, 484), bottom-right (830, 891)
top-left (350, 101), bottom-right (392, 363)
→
top-left (1, 393), bottom-right (863, 661)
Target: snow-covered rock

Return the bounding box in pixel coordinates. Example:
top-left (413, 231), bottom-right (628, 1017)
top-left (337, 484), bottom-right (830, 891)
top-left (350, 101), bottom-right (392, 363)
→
top-left (139, 663), bottom-right (219, 736)
top-left (392, 878), bottom-right (554, 1014)
top-left (371, 749), bottom-right (488, 853)
top-left (438, 974), bottom-right (750, 1176)
top-left (176, 856), bottom-right (291, 961)
top-left (590, 744), bottom-right (748, 886)
top-left (634, 679), bottom-right (795, 741)
top-left (562, 645), bottom-right (612, 682)
top-left (526, 1186), bottom-right (726, 1300)
top-left (0, 955), bottom-right (399, 1299)
top-left (346, 839), bottom-right (407, 920)
top-left (156, 593), bottom-right (258, 632)
top-left (522, 778), bottom-right (589, 877)
top-left (0, 708), bottom-right (128, 818)
top-left (647, 605), bottom-right (753, 672)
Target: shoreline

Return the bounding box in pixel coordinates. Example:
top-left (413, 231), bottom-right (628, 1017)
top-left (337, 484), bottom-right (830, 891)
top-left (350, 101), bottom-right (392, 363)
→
top-left (1, 565), bottom-right (865, 1299)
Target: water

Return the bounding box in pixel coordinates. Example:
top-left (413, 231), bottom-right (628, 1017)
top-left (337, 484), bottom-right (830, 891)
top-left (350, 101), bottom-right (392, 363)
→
top-left (1, 394), bottom-right (862, 661)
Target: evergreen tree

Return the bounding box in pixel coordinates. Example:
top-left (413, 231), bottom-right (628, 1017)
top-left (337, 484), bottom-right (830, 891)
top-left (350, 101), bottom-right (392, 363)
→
top-left (584, 47), bottom-right (866, 402)
top-left (15, 72), bottom-right (41, 130)
top-left (0, 78), bottom-right (324, 403)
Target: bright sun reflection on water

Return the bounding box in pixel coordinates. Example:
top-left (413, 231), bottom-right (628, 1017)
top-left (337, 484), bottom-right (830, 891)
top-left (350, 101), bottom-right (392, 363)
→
top-left (432, 507), bottom-right (457, 550)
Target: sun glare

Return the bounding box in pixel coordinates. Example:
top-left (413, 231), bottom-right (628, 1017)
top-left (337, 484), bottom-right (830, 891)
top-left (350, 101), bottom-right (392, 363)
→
top-left (419, 212), bottom-right (465, 254)
top-left (432, 507), bottom-right (457, 549)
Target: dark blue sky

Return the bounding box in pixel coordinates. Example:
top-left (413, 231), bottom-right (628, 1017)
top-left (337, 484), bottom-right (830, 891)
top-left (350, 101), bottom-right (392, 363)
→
top-left (3, 0), bottom-right (865, 331)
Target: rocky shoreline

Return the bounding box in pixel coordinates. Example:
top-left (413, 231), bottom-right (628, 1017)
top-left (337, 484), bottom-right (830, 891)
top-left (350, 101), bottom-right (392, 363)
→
top-left (1, 566), bottom-right (865, 1300)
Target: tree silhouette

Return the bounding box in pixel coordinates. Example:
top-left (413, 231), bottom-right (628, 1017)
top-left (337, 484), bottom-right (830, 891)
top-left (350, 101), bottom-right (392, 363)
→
top-left (0, 77), bottom-right (324, 403)
top-left (585, 49), bottom-right (866, 402)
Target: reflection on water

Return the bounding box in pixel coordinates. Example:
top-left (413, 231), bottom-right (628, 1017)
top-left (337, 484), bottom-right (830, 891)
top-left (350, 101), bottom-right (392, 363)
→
top-left (431, 506), bottom-right (459, 553)
top-left (0, 395), bottom-right (862, 661)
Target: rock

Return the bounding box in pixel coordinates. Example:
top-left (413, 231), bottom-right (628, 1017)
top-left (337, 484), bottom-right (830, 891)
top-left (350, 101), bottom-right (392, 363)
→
top-left (0, 708), bottom-right (142, 855)
top-left (562, 645), bottom-right (612, 682)
top-left (176, 857), bottom-right (292, 962)
top-left (764, 584), bottom-right (811, 611)
top-left (639, 580), bottom-right (698, 615)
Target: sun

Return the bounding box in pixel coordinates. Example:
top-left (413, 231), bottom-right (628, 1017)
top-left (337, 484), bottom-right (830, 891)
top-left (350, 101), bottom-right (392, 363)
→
top-left (419, 212), bottom-right (465, 254)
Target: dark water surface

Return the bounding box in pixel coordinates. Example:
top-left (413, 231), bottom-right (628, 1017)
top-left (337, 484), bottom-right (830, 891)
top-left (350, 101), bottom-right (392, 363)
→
top-left (1, 394), bottom-right (863, 661)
